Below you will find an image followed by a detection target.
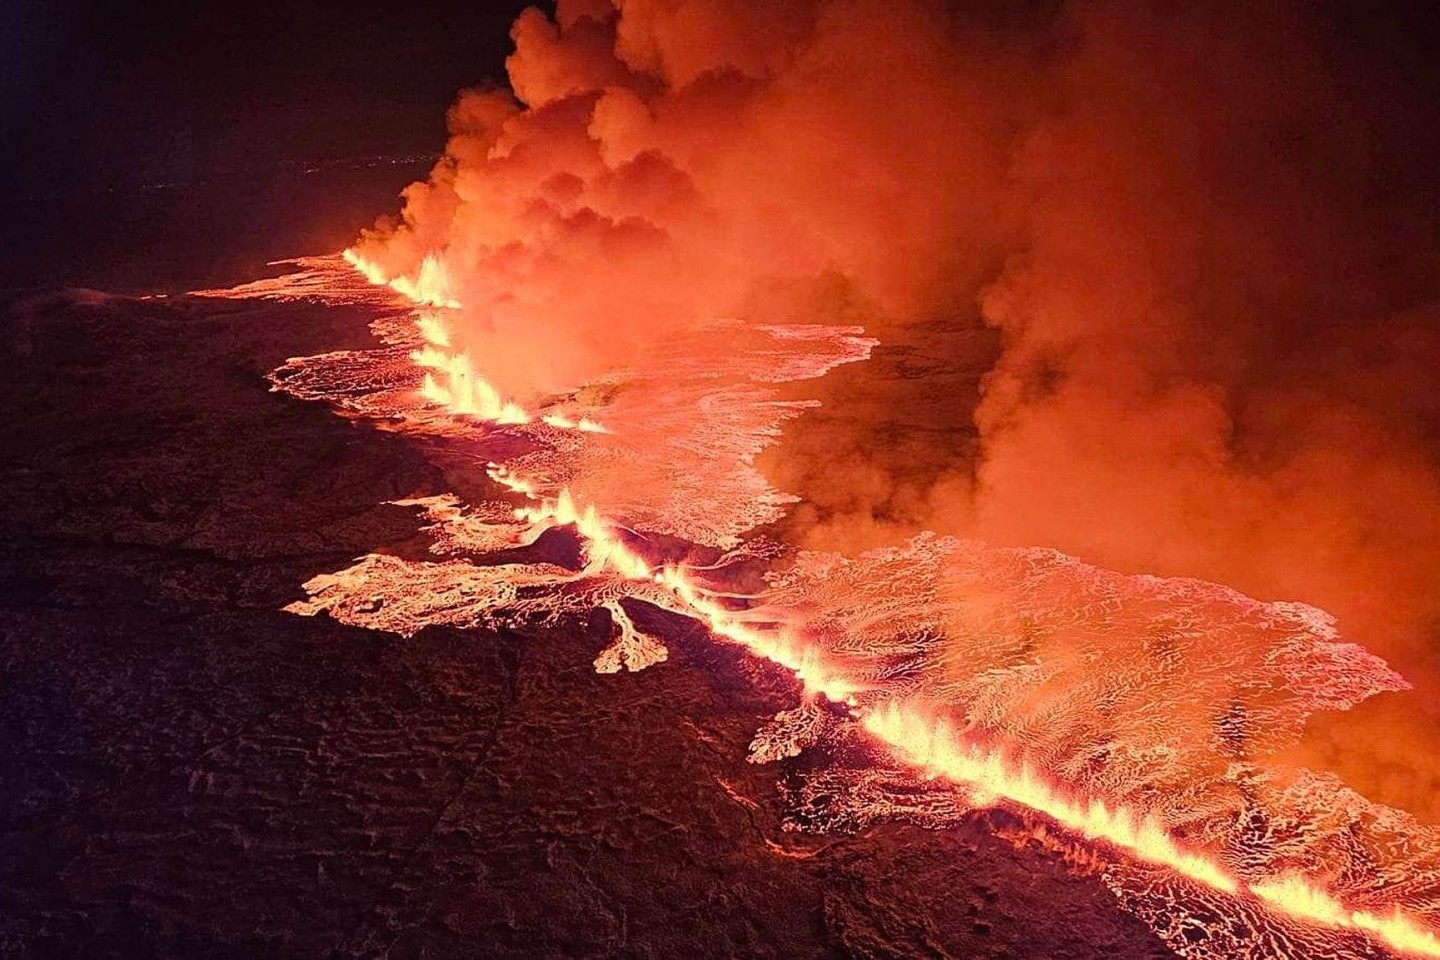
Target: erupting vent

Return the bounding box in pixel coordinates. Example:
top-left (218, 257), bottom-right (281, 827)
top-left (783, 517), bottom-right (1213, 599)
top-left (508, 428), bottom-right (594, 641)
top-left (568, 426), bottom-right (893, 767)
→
top-left (195, 254), bottom-right (1440, 959)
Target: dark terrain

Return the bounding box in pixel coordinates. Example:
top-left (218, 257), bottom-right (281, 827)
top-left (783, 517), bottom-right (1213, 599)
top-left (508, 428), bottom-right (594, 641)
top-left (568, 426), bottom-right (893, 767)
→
top-left (0, 282), bottom-right (1177, 957)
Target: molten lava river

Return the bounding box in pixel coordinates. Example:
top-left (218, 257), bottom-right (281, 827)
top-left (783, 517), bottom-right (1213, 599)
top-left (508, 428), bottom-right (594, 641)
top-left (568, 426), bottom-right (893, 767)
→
top-left (197, 255), bottom-right (1440, 959)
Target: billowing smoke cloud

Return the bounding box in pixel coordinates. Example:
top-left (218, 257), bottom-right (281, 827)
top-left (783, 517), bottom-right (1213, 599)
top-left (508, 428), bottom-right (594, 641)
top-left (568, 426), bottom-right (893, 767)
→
top-left (350, 0), bottom-right (1041, 395)
top-left (356, 0), bottom-right (1440, 814)
top-left (956, 3), bottom-right (1440, 818)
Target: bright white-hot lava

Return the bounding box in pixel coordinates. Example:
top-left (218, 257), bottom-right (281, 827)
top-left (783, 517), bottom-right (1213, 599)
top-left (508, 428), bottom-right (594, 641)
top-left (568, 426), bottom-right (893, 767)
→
top-left (346, 249), bottom-right (533, 426)
top-left (198, 253), bottom-right (1440, 960)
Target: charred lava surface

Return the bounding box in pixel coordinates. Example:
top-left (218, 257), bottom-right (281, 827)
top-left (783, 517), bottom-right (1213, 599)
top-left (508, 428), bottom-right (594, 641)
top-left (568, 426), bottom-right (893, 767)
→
top-left (0, 288), bottom-right (1174, 958)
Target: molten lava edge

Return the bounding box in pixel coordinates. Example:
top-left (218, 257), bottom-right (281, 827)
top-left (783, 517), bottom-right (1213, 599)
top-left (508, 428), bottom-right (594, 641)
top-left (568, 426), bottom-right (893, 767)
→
top-left (196, 252), bottom-right (1440, 960)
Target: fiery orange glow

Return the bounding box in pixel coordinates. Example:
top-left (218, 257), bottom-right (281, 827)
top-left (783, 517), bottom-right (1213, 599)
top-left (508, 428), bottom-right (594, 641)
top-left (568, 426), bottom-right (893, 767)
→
top-left (188, 0), bottom-right (1440, 952)
top-left (503, 481), bottom-right (1440, 958)
top-left (1250, 877), bottom-right (1440, 958)
top-left (866, 704), bottom-right (1239, 893)
top-left (339, 247), bottom-right (617, 432)
top-left (486, 462), bottom-right (858, 695)
top-left (346, 247), bottom-right (531, 424)
top-left (265, 251), bottom-right (1440, 959)
top-left (342, 247), bottom-right (459, 309)
top-left (494, 448), bottom-right (1440, 958)
top-left (192, 234), bottom-right (1440, 960)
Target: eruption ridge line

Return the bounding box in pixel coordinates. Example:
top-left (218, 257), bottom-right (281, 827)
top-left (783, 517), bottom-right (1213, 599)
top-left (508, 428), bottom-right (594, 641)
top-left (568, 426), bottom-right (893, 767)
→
top-left (351, 250), bottom-right (1440, 960)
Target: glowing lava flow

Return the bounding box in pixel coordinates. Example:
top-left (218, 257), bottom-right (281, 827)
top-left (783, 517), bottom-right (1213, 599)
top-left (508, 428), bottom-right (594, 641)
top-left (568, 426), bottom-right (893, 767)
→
top-left (343, 247), bottom-right (460, 309)
top-left (410, 343), bottom-right (529, 425)
top-left (867, 704), bottom-right (1238, 892)
top-left (1249, 878), bottom-right (1440, 959)
top-left (351, 254), bottom-right (1440, 959)
top-left (500, 474), bottom-right (1440, 956)
top-left (875, 708), bottom-right (1440, 957)
top-left (343, 248), bottom-right (604, 431)
top-left (491, 470), bottom-right (1440, 958)
top-left (485, 464), bottom-right (860, 696)
top-left (345, 247), bottom-right (529, 423)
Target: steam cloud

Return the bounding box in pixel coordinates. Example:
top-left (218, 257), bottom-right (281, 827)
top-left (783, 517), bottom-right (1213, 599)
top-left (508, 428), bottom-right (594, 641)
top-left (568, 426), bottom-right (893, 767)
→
top-left (353, 0), bottom-right (1440, 815)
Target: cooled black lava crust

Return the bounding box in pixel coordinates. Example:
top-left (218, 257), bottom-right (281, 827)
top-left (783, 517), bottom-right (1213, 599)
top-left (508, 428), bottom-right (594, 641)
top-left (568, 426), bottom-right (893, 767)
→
top-left (0, 288), bottom-right (1175, 958)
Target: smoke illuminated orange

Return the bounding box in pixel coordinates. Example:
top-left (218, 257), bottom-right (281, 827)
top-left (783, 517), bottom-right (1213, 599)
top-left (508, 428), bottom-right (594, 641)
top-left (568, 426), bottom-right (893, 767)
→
top-left (189, 1), bottom-right (1440, 953)
top-left (331, 253), bottom-right (1440, 959)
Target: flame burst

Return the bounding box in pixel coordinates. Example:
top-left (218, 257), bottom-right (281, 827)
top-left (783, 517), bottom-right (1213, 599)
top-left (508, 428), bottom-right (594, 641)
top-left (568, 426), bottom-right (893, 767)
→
top-left (194, 253), bottom-right (1440, 959)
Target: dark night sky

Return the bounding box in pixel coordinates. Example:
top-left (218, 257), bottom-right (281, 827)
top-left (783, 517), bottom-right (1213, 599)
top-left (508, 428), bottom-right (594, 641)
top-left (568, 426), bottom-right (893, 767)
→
top-left (3, 0), bottom-right (541, 188)
top-left (1, 0), bottom-right (540, 291)
top-left (1, 0), bottom-right (1436, 291)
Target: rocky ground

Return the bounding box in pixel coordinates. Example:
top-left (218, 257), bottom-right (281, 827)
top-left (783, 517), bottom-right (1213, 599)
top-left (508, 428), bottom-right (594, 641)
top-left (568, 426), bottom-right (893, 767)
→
top-left (0, 285), bottom-right (1176, 957)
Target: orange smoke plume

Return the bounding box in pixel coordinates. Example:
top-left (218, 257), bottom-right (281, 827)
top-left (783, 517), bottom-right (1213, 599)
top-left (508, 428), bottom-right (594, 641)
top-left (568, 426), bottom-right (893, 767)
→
top-left (311, 0), bottom-right (1440, 955)
top-left (348, 0), bottom-right (1031, 401)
